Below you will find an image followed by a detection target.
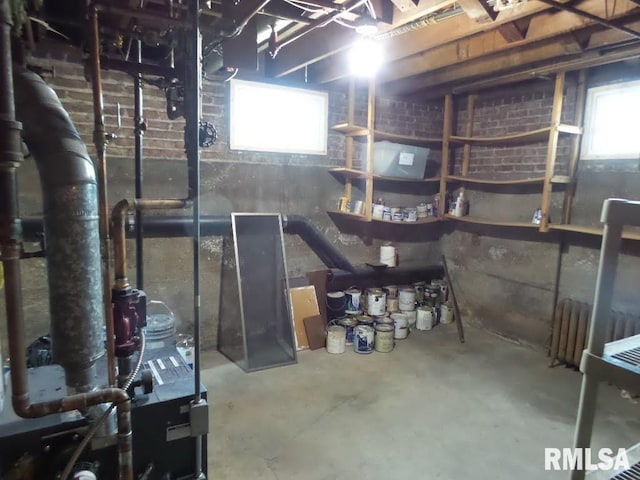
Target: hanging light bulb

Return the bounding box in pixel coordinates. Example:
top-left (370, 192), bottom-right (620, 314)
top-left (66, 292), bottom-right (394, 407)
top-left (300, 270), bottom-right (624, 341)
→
top-left (348, 37), bottom-right (383, 77)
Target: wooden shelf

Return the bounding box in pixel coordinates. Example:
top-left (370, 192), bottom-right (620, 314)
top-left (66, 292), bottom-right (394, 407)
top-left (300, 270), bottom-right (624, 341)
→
top-left (550, 224), bottom-right (640, 241)
top-left (372, 216), bottom-right (440, 225)
top-left (550, 175), bottom-right (572, 184)
top-left (447, 175), bottom-right (544, 185)
top-left (331, 123), bottom-right (369, 136)
top-left (327, 210), bottom-right (368, 222)
top-left (373, 173), bottom-right (440, 183)
top-left (373, 129), bottom-right (442, 148)
top-left (445, 214), bottom-right (540, 229)
top-left (329, 167), bottom-right (367, 180)
top-left (329, 167), bottom-right (440, 184)
top-left (450, 124), bottom-right (581, 147)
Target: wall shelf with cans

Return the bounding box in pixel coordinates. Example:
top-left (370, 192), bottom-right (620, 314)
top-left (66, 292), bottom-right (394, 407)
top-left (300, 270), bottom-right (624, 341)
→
top-left (327, 72), bottom-right (640, 242)
top-left (328, 77), bottom-right (444, 225)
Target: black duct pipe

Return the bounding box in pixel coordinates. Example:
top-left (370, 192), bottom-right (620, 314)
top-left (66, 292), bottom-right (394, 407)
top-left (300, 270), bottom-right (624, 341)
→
top-left (13, 68), bottom-right (104, 392)
top-left (22, 214), bottom-right (356, 272)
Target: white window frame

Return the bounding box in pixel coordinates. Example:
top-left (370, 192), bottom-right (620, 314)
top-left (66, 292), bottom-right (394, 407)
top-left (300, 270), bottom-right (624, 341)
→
top-left (581, 79), bottom-right (640, 160)
top-left (229, 79), bottom-right (329, 156)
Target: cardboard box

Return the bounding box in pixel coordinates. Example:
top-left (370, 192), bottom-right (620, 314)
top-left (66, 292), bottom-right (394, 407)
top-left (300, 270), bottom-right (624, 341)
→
top-left (373, 141), bottom-right (429, 179)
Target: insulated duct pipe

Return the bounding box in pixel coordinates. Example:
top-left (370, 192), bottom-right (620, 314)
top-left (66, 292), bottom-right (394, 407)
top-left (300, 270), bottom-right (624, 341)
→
top-left (13, 67), bottom-right (105, 393)
top-left (21, 214), bottom-right (357, 272)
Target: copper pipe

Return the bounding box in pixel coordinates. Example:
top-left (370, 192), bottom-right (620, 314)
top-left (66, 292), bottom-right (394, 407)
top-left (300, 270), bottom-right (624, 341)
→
top-left (112, 198), bottom-right (191, 291)
top-left (90, 5), bottom-right (116, 389)
top-left (4, 248), bottom-right (130, 480)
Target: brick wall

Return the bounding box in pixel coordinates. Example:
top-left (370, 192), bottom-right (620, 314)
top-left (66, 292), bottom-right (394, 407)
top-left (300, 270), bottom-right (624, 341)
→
top-left (29, 44), bottom-right (436, 171)
top-left (451, 76), bottom-right (578, 179)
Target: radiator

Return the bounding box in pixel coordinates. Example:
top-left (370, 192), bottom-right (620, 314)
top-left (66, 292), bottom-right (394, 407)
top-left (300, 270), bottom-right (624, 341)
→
top-left (550, 298), bottom-right (640, 368)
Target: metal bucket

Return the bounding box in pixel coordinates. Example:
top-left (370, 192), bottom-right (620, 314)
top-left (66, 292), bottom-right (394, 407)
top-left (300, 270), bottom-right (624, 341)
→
top-left (375, 324), bottom-right (395, 353)
top-left (391, 313), bottom-right (409, 339)
top-left (416, 306), bottom-right (435, 331)
top-left (327, 325), bottom-right (346, 354)
top-left (383, 285), bottom-right (398, 297)
top-left (356, 314), bottom-right (374, 328)
top-left (440, 302), bottom-right (454, 324)
top-left (386, 296), bottom-right (399, 313)
top-left (354, 325), bottom-right (374, 354)
top-left (398, 286), bottom-right (416, 311)
top-left (366, 288), bottom-right (386, 316)
top-left (327, 291), bottom-right (346, 320)
top-left (345, 288), bottom-right (362, 314)
top-left (413, 281), bottom-right (427, 304)
top-left (339, 317), bottom-right (358, 345)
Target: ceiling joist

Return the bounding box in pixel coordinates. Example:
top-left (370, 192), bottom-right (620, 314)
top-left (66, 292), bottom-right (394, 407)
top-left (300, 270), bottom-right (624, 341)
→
top-left (456, 0), bottom-right (497, 23)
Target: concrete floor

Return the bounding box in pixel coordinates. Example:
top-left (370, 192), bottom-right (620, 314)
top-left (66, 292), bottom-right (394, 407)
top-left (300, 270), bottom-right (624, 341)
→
top-left (201, 324), bottom-right (640, 480)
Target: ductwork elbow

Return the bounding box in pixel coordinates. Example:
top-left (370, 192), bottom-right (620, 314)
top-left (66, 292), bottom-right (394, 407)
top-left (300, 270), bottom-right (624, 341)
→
top-left (13, 67), bottom-right (105, 392)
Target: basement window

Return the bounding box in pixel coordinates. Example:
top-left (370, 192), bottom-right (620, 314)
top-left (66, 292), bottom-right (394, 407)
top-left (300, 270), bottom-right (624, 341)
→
top-left (581, 79), bottom-right (640, 160)
top-left (229, 79), bottom-right (328, 156)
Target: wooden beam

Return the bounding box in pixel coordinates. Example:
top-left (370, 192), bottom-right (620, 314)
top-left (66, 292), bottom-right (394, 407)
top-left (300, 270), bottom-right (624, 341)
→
top-left (457, 0), bottom-right (496, 23)
top-left (309, 0), bottom-right (637, 84)
top-left (404, 32), bottom-right (640, 98)
top-left (392, 0), bottom-right (454, 25)
top-left (370, 0), bottom-right (395, 24)
top-left (389, 0), bottom-right (420, 12)
top-left (497, 20), bottom-right (528, 43)
top-left (540, 72), bottom-right (565, 233)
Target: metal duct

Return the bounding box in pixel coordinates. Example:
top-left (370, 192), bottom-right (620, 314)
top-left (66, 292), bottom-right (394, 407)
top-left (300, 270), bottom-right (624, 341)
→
top-left (13, 68), bottom-right (104, 392)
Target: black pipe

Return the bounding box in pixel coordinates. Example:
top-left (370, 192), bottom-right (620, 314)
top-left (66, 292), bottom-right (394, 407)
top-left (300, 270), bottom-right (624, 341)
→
top-left (134, 39), bottom-right (144, 290)
top-left (21, 214), bottom-right (357, 273)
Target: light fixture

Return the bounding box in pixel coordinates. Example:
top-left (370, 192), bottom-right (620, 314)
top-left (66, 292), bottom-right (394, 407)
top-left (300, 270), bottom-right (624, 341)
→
top-left (348, 37), bottom-right (383, 77)
top-left (354, 12), bottom-right (378, 36)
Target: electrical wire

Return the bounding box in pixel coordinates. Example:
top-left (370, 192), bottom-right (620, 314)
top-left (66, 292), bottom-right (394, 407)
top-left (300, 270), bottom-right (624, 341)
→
top-left (283, 0), bottom-right (327, 14)
top-left (59, 332), bottom-right (147, 480)
top-left (334, 18), bottom-right (357, 29)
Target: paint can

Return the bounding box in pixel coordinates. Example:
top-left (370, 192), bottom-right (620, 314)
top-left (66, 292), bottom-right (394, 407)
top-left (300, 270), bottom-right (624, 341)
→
top-left (403, 309), bottom-right (417, 330)
top-left (345, 288), bottom-right (362, 314)
top-left (383, 285), bottom-right (398, 297)
top-left (398, 286), bottom-right (416, 311)
top-left (339, 317), bottom-right (358, 345)
top-left (379, 245), bottom-right (396, 267)
top-left (403, 207), bottom-right (418, 222)
top-left (366, 288), bottom-right (386, 316)
top-left (391, 313), bottom-right (409, 339)
top-left (413, 281), bottom-right (427, 304)
top-left (425, 285), bottom-right (440, 307)
top-left (426, 203), bottom-right (434, 216)
top-left (391, 208), bottom-right (403, 222)
top-left (431, 279), bottom-right (448, 302)
top-left (326, 325), bottom-right (346, 354)
top-left (356, 314), bottom-right (374, 328)
top-left (416, 202), bottom-right (428, 218)
top-left (375, 324), bottom-right (395, 353)
top-left (440, 302), bottom-right (453, 324)
top-left (372, 203), bottom-right (385, 219)
top-left (416, 306), bottom-right (435, 331)
top-left (352, 200), bottom-right (364, 215)
top-left (338, 196), bottom-right (350, 212)
top-left (354, 325), bottom-right (375, 354)
top-left (326, 291), bottom-right (346, 320)
top-left (373, 315), bottom-right (392, 326)
top-left (386, 296), bottom-right (399, 313)
top-left (382, 207), bottom-right (392, 221)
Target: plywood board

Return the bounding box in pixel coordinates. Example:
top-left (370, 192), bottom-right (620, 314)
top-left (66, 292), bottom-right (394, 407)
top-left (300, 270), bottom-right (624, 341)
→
top-left (290, 286), bottom-right (320, 350)
top-left (304, 315), bottom-right (326, 351)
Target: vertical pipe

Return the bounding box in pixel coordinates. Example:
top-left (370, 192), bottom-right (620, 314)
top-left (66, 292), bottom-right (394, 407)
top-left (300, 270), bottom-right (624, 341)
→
top-left (134, 39), bottom-right (144, 290)
top-left (186, 1), bottom-right (205, 477)
top-left (90, 6), bottom-right (116, 388)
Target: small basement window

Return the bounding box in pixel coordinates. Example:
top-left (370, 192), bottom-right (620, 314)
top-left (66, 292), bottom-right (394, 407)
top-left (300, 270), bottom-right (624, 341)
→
top-left (581, 79), bottom-right (640, 160)
top-left (229, 79), bottom-right (328, 156)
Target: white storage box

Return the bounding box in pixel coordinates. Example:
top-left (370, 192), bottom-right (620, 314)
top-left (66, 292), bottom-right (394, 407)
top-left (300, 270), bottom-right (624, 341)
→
top-left (373, 141), bottom-right (429, 179)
